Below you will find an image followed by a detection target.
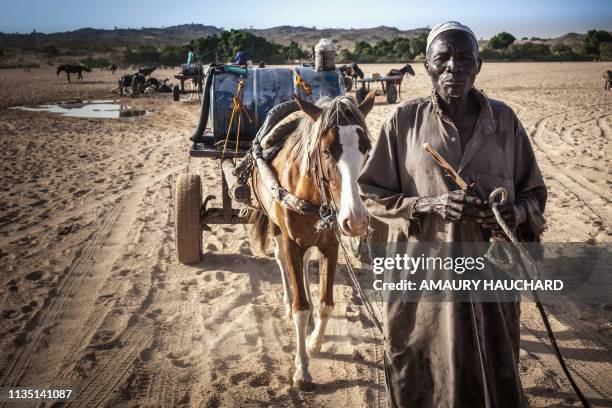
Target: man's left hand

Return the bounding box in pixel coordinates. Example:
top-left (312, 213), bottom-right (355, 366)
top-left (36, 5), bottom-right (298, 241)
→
top-left (480, 204), bottom-right (526, 232)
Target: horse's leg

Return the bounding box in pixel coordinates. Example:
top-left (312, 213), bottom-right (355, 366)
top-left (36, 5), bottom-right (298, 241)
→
top-left (273, 234), bottom-right (292, 322)
top-left (302, 247), bottom-right (314, 326)
top-left (66, 72), bottom-right (71, 83)
top-left (307, 243), bottom-right (338, 355)
top-left (282, 234), bottom-right (312, 389)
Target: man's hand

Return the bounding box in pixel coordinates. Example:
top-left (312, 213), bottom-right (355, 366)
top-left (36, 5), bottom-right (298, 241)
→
top-left (481, 203), bottom-right (526, 232)
top-left (415, 190), bottom-right (488, 223)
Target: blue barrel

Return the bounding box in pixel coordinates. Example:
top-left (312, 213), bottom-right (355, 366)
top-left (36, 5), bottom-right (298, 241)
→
top-left (209, 67), bottom-right (345, 143)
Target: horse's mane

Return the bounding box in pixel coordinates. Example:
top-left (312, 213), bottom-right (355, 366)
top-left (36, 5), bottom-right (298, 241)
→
top-left (279, 95), bottom-right (371, 174)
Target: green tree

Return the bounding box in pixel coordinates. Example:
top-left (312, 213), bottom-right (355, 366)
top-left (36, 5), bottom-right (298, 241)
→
top-left (354, 41), bottom-right (373, 56)
top-left (600, 42), bottom-right (612, 60)
top-left (410, 32), bottom-right (427, 56)
top-left (583, 29), bottom-right (612, 56)
top-left (43, 44), bottom-right (59, 57)
top-left (508, 42), bottom-right (551, 59)
top-left (488, 32), bottom-right (516, 49)
top-left (552, 43), bottom-right (573, 56)
top-left (392, 38), bottom-right (413, 60)
top-left (282, 41), bottom-right (307, 61)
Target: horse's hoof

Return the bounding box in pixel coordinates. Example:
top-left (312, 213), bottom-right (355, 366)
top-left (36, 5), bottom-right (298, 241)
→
top-left (293, 379), bottom-right (315, 391)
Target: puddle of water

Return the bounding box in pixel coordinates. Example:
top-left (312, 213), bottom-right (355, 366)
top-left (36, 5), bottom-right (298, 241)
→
top-left (9, 99), bottom-right (150, 119)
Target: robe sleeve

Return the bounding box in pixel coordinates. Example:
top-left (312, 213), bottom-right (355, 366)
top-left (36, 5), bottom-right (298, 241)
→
top-left (358, 109), bottom-right (420, 236)
top-left (512, 113), bottom-right (547, 241)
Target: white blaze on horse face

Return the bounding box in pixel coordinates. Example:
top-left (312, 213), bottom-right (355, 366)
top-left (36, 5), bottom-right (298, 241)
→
top-left (336, 125), bottom-right (368, 237)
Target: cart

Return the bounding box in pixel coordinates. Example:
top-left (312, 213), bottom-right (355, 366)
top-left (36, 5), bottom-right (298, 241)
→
top-left (174, 64), bottom-right (348, 264)
top-left (172, 62), bottom-right (206, 101)
top-left (354, 75), bottom-right (402, 104)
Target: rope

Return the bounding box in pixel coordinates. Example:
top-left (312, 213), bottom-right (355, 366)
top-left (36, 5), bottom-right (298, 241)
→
top-left (488, 187), bottom-right (591, 408)
top-left (334, 227), bottom-right (384, 335)
top-left (220, 76), bottom-right (252, 162)
top-left (292, 68), bottom-right (312, 96)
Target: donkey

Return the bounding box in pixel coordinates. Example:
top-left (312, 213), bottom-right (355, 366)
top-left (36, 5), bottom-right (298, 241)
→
top-left (384, 63), bottom-right (415, 98)
top-left (250, 91), bottom-right (376, 389)
top-left (56, 64), bottom-right (91, 83)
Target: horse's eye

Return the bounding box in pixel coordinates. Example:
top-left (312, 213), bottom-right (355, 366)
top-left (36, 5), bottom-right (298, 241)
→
top-left (323, 148), bottom-right (331, 157)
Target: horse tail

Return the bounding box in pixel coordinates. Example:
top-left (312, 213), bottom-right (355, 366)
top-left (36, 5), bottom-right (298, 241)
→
top-left (249, 210), bottom-right (271, 254)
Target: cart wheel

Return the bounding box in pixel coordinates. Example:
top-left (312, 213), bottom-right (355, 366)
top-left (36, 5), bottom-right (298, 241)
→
top-left (175, 174), bottom-right (202, 264)
top-left (356, 86), bottom-right (367, 104)
top-left (172, 84), bottom-right (180, 101)
top-left (349, 217), bottom-right (389, 264)
top-left (386, 84), bottom-right (398, 104)
top-left (343, 76), bottom-right (353, 92)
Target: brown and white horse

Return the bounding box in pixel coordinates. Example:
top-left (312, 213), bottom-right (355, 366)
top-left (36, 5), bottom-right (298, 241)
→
top-left (250, 91), bottom-right (376, 389)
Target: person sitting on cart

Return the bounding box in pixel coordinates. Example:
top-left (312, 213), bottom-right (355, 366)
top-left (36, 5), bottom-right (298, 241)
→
top-left (234, 48), bottom-right (248, 66)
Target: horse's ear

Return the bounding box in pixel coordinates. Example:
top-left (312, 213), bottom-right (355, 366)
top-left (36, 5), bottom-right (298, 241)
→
top-left (358, 91), bottom-right (376, 117)
top-left (293, 93), bottom-right (321, 122)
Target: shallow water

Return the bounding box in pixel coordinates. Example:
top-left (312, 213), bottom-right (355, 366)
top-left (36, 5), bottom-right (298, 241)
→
top-left (9, 100), bottom-right (150, 119)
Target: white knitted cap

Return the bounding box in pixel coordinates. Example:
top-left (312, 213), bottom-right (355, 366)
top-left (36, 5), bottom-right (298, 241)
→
top-left (426, 21), bottom-right (478, 53)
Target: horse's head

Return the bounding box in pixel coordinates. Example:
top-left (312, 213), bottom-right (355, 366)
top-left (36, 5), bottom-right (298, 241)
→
top-left (402, 64), bottom-right (416, 76)
top-left (293, 91), bottom-right (376, 237)
top-left (56, 65), bottom-right (64, 75)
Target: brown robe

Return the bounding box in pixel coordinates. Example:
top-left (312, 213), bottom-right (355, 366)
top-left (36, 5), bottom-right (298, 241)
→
top-left (357, 89), bottom-right (547, 408)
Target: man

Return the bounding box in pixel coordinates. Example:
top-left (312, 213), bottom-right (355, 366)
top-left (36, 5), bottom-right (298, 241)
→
top-left (234, 48), bottom-right (248, 66)
top-left (358, 21), bottom-right (547, 407)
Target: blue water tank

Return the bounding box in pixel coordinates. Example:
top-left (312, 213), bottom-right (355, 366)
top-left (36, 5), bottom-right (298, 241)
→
top-left (209, 67), bottom-right (345, 143)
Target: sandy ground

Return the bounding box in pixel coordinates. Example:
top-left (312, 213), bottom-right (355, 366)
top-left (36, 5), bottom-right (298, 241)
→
top-left (0, 63), bottom-right (611, 407)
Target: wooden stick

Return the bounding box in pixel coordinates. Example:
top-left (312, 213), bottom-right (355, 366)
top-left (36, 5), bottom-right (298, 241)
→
top-left (422, 143), bottom-right (468, 190)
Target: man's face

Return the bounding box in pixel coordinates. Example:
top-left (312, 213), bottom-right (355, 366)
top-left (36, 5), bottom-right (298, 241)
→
top-left (425, 30), bottom-right (482, 100)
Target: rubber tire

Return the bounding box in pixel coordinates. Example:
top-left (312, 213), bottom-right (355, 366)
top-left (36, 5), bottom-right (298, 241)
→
top-left (175, 174), bottom-right (202, 264)
top-left (355, 86), bottom-right (367, 104)
top-left (343, 76), bottom-right (353, 92)
top-left (349, 217), bottom-right (389, 264)
top-left (386, 83), bottom-right (398, 104)
top-left (172, 84), bottom-right (180, 101)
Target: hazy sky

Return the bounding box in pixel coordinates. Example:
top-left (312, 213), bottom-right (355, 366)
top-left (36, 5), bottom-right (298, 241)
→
top-left (2, 0), bottom-right (611, 39)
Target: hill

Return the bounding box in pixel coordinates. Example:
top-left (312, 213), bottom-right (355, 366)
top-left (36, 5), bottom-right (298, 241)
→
top-left (0, 24), bottom-right (428, 53)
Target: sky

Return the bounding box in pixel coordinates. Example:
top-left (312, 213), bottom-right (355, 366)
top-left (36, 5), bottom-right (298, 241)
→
top-left (2, 0), bottom-right (611, 39)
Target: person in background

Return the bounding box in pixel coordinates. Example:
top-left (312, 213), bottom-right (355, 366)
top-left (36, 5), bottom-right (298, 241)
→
top-left (234, 48), bottom-right (248, 66)
top-left (187, 47), bottom-right (195, 64)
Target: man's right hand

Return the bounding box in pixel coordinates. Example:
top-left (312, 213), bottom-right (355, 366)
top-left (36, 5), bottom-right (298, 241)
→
top-left (415, 190), bottom-right (488, 223)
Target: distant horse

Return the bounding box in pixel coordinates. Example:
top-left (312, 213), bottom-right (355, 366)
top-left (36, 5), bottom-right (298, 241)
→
top-left (604, 70), bottom-right (612, 90)
top-left (109, 63), bottom-right (117, 74)
top-left (384, 63), bottom-right (415, 98)
top-left (250, 91), bottom-right (376, 389)
top-left (57, 64), bottom-right (91, 83)
top-left (338, 63), bottom-right (364, 91)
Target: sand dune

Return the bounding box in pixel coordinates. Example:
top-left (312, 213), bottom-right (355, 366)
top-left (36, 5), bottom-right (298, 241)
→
top-left (0, 63), bottom-right (610, 407)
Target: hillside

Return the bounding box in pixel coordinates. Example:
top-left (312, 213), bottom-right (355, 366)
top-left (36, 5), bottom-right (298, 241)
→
top-left (0, 24), bottom-right (428, 53)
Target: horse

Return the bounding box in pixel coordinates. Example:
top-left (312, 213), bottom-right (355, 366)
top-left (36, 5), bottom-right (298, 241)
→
top-left (56, 64), bottom-right (91, 83)
top-left (604, 70), bottom-right (612, 90)
top-left (250, 91), bottom-right (376, 389)
top-left (109, 63), bottom-right (117, 74)
top-left (384, 63), bottom-right (415, 98)
top-left (338, 63), bottom-right (365, 91)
